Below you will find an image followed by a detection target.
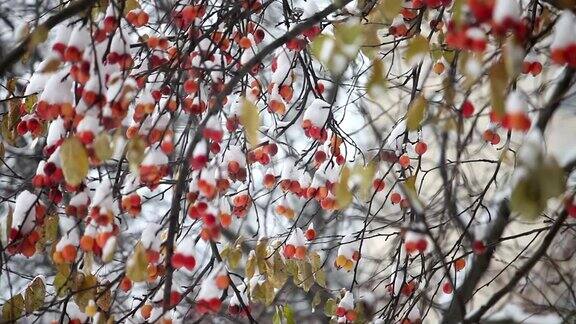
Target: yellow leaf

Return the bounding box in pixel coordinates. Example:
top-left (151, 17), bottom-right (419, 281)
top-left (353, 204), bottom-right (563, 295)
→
top-left (367, 60), bottom-right (386, 98)
top-left (44, 214), bottom-right (59, 242)
top-left (405, 35), bottom-right (429, 62)
top-left (28, 26), bottom-right (48, 49)
top-left (406, 96), bottom-right (427, 131)
top-left (124, 0), bottom-right (140, 13)
top-left (126, 243), bottom-right (148, 282)
top-left (93, 133), bottom-right (113, 162)
top-left (335, 166), bottom-right (353, 209)
top-left (126, 137), bottom-right (145, 173)
top-left (378, 0), bottom-right (403, 22)
top-left (60, 137), bottom-right (89, 186)
top-left (24, 94), bottom-right (38, 113)
top-left (240, 98), bottom-right (260, 147)
top-left (353, 163), bottom-right (376, 199)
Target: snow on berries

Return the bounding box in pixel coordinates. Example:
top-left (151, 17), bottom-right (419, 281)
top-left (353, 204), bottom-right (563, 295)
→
top-left (491, 0), bottom-right (525, 39)
top-left (53, 216), bottom-right (80, 264)
top-left (283, 228), bottom-right (308, 260)
top-left (335, 234), bottom-right (361, 271)
top-left (502, 90), bottom-right (531, 132)
top-left (389, 16), bottom-right (408, 37)
top-left (224, 145), bottom-right (247, 181)
top-left (7, 190), bottom-right (46, 257)
top-left (550, 10), bottom-right (576, 67)
top-left (139, 148), bottom-right (169, 189)
top-left (335, 291), bottom-right (357, 322)
top-left (140, 224), bottom-right (163, 264)
top-left (302, 98), bottom-right (330, 142)
top-left (64, 24), bottom-right (91, 62)
top-left (403, 228), bottom-right (429, 255)
top-left (195, 264), bottom-right (229, 314)
top-left (121, 174), bottom-right (142, 217)
top-left (171, 237), bottom-right (197, 271)
top-left (228, 283), bottom-right (250, 316)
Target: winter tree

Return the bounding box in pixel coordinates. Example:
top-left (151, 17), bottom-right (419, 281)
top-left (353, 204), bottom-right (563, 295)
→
top-left (1, 0), bottom-right (576, 323)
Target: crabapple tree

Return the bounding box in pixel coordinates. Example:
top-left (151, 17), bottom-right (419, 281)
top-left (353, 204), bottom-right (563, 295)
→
top-left (1, 0), bottom-right (576, 323)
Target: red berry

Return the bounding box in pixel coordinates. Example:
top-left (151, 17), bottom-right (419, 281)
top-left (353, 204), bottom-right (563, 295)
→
top-left (442, 281), bottom-right (453, 294)
top-left (415, 142), bottom-right (427, 155)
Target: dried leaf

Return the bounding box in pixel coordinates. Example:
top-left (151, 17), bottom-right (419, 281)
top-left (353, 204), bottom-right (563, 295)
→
top-left (28, 26), bottom-right (48, 50)
top-left (53, 264), bottom-right (72, 296)
top-left (378, 0), bottom-right (402, 22)
top-left (97, 288), bottom-right (112, 311)
top-left (24, 94), bottom-right (38, 113)
top-left (2, 293), bottom-right (24, 321)
top-left (296, 261), bottom-right (314, 292)
top-left (124, 0), bottom-right (140, 13)
top-left (511, 158), bottom-right (565, 220)
top-left (24, 276), bottom-right (45, 314)
top-left (367, 60), bottom-right (386, 98)
top-left (74, 274), bottom-right (97, 310)
top-left (246, 252), bottom-right (256, 279)
top-left (489, 61), bottom-right (508, 119)
top-left (40, 58), bottom-right (61, 73)
top-left (60, 137), bottom-right (89, 186)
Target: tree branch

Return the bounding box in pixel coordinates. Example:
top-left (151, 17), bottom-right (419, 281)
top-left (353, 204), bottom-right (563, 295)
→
top-left (161, 0), bottom-right (353, 312)
top-left (441, 66), bottom-right (575, 324)
top-left (465, 209), bottom-right (570, 323)
top-left (0, 0), bottom-right (97, 76)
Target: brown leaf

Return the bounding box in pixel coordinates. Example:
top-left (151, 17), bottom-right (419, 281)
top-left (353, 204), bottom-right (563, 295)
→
top-left (2, 293), bottom-right (24, 321)
top-left (24, 276), bottom-right (45, 314)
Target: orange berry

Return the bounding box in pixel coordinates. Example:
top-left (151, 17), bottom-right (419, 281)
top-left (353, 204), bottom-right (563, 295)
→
top-left (399, 155), bottom-right (410, 168)
top-left (283, 244), bottom-right (296, 258)
top-left (80, 235), bottom-right (94, 252)
top-left (141, 304), bottom-right (153, 319)
top-left (53, 251), bottom-right (64, 264)
top-left (454, 258), bottom-right (466, 271)
top-left (294, 246), bottom-right (307, 259)
top-left (238, 37), bottom-right (252, 48)
top-left (61, 245), bottom-right (77, 263)
top-left (120, 277), bottom-right (132, 292)
top-left (215, 275), bottom-right (230, 289)
top-left (433, 61), bottom-right (445, 74)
